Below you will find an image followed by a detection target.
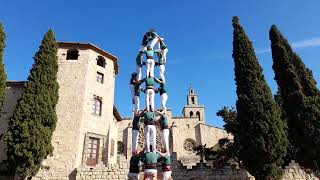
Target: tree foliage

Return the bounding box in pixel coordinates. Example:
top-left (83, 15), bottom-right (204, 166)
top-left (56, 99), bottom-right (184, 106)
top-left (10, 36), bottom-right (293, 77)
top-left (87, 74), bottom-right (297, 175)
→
top-left (4, 29), bottom-right (59, 178)
top-left (216, 106), bottom-right (237, 134)
top-left (0, 22), bottom-right (7, 107)
top-left (269, 25), bottom-right (320, 170)
top-left (195, 106), bottom-right (238, 169)
top-left (232, 17), bottom-right (288, 179)
top-left (195, 138), bottom-right (238, 169)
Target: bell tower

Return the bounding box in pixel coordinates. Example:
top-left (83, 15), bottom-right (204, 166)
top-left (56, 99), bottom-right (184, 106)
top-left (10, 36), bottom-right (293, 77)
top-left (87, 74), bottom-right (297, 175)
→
top-left (182, 87), bottom-right (205, 122)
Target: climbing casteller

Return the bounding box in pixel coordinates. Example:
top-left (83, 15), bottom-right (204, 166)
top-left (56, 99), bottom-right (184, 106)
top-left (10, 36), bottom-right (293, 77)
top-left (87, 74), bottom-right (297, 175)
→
top-left (132, 113), bottom-right (141, 153)
top-left (141, 146), bottom-right (166, 180)
top-left (133, 80), bottom-right (143, 113)
top-left (142, 110), bottom-right (158, 153)
top-left (142, 46), bottom-right (160, 78)
top-left (161, 151), bottom-right (172, 180)
top-left (128, 148), bottom-right (144, 180)
top-left (135, 51), bottom-right (143, 81)
top-left (140, 29), bottom-right (159, 51)
top-left (156, 38), bottom-right (168, 82)
top-left (156, 79), bottom-right (168, 112)
top-left (130, 72), bottom-right (138, 111)
top-left (157, 111), bottom-right (170, 153)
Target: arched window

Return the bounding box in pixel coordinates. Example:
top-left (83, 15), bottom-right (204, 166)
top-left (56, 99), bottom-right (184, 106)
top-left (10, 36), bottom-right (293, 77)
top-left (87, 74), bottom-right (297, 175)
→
top-left (196, 111), bottom-right (201, 121)
top-left (93, 96), bottom-right (102, 116)
top-left (191, 97), bottom-right (195, 104)
top-left (97, 56), bottom-right (106, 68)
top-left (189, 111), bottom-right (194, 117)
top-left (66, 49), bottom-right (79, 60)
top-left (117, 141), bottom-right (125, 154)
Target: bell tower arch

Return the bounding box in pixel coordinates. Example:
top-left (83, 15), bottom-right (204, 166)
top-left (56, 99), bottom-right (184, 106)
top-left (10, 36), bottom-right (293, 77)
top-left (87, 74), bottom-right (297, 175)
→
top-left (182, 87), bottom-right (205, 122)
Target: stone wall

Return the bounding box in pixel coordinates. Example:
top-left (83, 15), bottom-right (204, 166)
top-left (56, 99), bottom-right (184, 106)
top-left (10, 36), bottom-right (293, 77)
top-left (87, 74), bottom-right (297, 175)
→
top-left (282, 161), bottom-right (319, 180)
top-left (0, 81), bottom-right (25, 162)
top-left (32, 153), bottom-right (318, 180)
top-left (197, 123), bottom-right (233, 148)
top-left (75, 163), bottom-right (128, 180)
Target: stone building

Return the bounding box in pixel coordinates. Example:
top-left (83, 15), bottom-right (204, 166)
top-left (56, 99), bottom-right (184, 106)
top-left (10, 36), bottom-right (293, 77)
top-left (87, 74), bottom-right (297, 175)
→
top-left (0, 42), bottom-right (122, 179)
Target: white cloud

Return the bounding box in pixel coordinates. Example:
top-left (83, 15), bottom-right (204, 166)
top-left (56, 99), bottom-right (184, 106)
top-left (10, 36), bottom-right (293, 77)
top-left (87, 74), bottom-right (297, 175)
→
top-left (257, 37), bottom-right (320, 54)
top-left (292, 37), bottom-right (320, 48)
top-left (256, 48), bottom-right (270, 54)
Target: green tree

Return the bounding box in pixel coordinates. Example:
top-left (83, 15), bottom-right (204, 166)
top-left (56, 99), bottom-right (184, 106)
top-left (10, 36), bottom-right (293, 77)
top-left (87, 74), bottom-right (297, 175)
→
top-left (216, 106), bottom-right (237, 134)
top-left (272, 27), bottom-right (319, 97)
top-left (232, 17), bottom-right (288, 179)
top-left (194, 106), bottom-right (238, 169)
top-left (0, 22), bottom-right (7, 107)
top-left (269, 25), bottom-right (320, 170)
top-left (4, 29), bottom-right (59, 178)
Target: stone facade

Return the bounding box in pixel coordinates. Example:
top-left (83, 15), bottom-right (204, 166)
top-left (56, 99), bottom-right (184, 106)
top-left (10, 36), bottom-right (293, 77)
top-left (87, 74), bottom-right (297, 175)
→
top-left (117, 88), bottom-right (232, 168)
top-left (0, 42), bottom-right (121, 179)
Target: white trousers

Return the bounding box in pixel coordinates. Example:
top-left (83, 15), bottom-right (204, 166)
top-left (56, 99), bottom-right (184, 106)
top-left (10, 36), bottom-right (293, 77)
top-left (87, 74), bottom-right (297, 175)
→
top-left (128, 173), bottom-right (139, 180)
top-left (161, 93), bottom-right (168, 111)
top-left (162, 171), bottom-right (172, 180)
top-left (145, 125), bottom-right (156, 152)
top-left (139, 45), bottom-right (147, 52)
top-left (146, 59), bottom-right (155, 77)
top-left (162, 129), bottom-right (170, 152)
top-left (157, 42), bottom-right (168, 64)
top-left (132, 130), bottom-right (139, 152)
top-left (162, 48), bottom-right (168, 63)
top-left (159, 64), bottom-right (165, 82)
top-left (134, 95), bottom-right (140, 112)
top-left (146, 89), bottom-right (155, 112)
top-left (144, 169), bottom-right (157, 180)
top-left (149, 37), bottom-right (159, 49)
top-left (136, 66), bottom-right (142, 81)
top-left (130, 84), bottom-right (135, 104)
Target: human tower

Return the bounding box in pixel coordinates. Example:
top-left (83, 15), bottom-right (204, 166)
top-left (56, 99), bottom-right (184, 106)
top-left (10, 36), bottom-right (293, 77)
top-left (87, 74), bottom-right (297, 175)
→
top-left (128, 29), bottom-right (171, 180)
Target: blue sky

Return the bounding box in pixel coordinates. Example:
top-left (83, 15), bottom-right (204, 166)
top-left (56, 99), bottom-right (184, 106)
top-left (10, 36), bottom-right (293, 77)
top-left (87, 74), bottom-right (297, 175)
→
top-left (0, 0), bottom-right (319, 128)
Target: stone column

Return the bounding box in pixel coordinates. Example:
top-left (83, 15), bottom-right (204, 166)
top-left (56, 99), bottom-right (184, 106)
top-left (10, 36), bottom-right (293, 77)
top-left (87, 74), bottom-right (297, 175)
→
top-left (171, 124), bottom-right (178, 153)
top-left (126, 125), bottom-right (132, 158)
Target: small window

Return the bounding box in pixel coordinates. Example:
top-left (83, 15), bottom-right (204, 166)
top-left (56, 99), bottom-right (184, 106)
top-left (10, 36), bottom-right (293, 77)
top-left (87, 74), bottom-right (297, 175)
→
top-left (96, 72), bottom-right (104, 83)
top-left (66, 49), bottom-right (79, 60)
top-left (97, 56), bottom-right (106, 68)
top-left (117, 141), bottom-right (125, 154)
top-left (86, 137), bottom-right (100, 166)
top-left (93, 96), bottom-right (102, 116)
top-left (190, 111), bottom-right (194, 117)
top-left (191, 97), bottom-right (195, 104)
top-left (111, 139), bottom-right (115, 156)
top-left (196, 111), bottom-right (201, 121)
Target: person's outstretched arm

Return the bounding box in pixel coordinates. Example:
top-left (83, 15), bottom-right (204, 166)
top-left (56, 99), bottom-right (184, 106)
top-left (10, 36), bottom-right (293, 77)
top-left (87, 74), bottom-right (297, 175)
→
top-left (156, 150), bottom-right (167, 157)
top-left (154, 77), bottom-right (162, 83)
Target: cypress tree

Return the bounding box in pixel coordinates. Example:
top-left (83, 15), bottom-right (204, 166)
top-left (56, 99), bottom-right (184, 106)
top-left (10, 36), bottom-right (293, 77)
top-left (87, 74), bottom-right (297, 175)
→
top-left (269, 25), bottom-right (320, 169)
top-left (0, 22), bottom-right (7, 107)
top-left (232, 17), bottom-right (288, 179)
top-left (273, 26), bottom-right (319, 97)
top-left (4, 29), bottom-right (59, 178)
